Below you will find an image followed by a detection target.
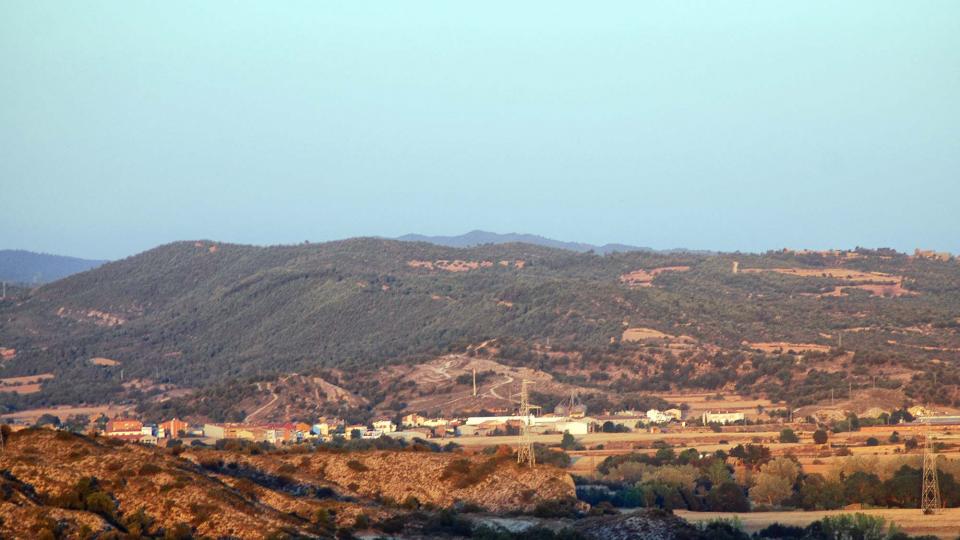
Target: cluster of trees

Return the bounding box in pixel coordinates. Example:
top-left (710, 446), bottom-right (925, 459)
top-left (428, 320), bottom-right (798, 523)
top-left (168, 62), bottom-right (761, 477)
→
top-left (579, 444), bottom-right (960, 512)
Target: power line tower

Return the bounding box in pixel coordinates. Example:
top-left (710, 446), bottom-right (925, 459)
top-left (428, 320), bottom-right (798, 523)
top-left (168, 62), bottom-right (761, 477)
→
top-left (922, 432), bottom-right (942, 514)
top-left (516, 379), bottom-right (539, 467)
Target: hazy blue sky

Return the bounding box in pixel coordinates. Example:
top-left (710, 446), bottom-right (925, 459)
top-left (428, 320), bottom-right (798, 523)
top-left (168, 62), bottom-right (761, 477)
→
top-left (2, 2), bottom-right (958, 260)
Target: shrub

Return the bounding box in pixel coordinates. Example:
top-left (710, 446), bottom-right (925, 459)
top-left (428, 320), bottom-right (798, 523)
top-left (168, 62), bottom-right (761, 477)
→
top-left (346, 459), bottom-right (369, 473)
top-left (440, 457), bottom-right (502, 489)
top-left (779, 428), bottom-right (799, 443)
top-left (533, 497), bottom-right (580, 518)
top-left (163, 523), bottom-right (194, 540)
top-left (139, 463), bottom-right (162, 476)
top-left (813, 429), bottom-right (829, 445)
top-left (865, 437), bottom-right (879, 446)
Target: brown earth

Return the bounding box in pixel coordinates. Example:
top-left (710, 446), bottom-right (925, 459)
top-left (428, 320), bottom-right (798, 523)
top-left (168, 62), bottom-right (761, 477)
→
top-left (189, 448), bottom-right (575, 514)
top-left (618, 266), bottom-right (690, 287)
top-left (0, 404), bottom-right (133, 424)
top-left (746, 342), bottom-right (831, 354)
top-left (0, 428), bottom-right (575, 538)
top-left (407, 259), bottom-right (524, 272)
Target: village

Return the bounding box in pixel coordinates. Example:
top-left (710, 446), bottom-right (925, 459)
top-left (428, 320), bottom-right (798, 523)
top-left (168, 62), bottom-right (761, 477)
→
top-left (14, 403), bottom-right (749, 448)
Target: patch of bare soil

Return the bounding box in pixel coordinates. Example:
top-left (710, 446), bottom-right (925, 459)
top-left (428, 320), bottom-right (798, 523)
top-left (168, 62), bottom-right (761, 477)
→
top-left (0, 404), bottom-right (133, 424)
top-left (618, 266), bottom-right (690, 287)
top-left (746, 342), bottom-right (831, 354)
top-left (386, 354), bottom-right (580, 415)
top-left (407, 259), bottom-right (525, 272)
top-left (89, 357), bottom-right (120, 366)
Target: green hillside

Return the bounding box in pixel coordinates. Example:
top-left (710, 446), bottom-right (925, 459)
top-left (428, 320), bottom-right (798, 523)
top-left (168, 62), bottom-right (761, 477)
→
top-left (1, 239), bottom-right (958, 418)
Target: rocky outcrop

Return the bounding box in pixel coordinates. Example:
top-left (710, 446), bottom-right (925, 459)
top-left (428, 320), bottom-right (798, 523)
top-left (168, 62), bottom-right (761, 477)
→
top-left (187, 448), bottom-right (576, 513)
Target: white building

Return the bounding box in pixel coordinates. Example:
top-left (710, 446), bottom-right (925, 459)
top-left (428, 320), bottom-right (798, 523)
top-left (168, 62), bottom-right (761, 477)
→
top-left (646, 409), bottom-right (671, 424)
top-left (372, 419), bottom-right (396, 433)
top-left (554, 421), bottom-right (589, 435)
top-left (702, 411), bottom-right (745, 425)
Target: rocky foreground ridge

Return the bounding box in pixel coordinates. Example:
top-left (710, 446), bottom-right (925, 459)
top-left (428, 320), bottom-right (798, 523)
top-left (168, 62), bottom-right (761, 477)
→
top-left (0, 429), bottom-right (576, 538)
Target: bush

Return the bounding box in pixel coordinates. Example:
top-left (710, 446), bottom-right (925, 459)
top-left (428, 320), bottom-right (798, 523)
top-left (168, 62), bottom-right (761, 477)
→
top-left (707, 482), bottom-right (749, 512)
top-left (865, 437), bottom-right (879, 446)
top-left (346, 459), bottom-right (369, 473)
top-left (779, 429), bottom-right (799, 443)
top-left (139, 463), bottom-right (162, 476)
top-left (813, 429), bottom-right (829, 445)
top-left (163, 523), bottom-right (194, 540)
top-left (532, 498), bottom-right (580, 518)
top-left (440, 457), bottom-right (502, 489)
top-left (757, 523), bottom-right (805, 538)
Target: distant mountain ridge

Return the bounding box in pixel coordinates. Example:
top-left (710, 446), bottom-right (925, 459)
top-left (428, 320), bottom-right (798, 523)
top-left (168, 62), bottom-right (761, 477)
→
top-left (0, 250), bottom-right (107, 285)
top-left (397, 230), bottom-right (654, 254)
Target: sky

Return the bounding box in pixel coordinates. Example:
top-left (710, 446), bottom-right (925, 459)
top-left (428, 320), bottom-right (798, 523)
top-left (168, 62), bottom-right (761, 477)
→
top-left (1, 2), bottom-right (958, 260)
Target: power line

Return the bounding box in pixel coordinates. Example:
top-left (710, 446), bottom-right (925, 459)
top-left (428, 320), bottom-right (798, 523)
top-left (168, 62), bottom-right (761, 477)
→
top-left (922, 431), bottom-right (942, 514)
top-left (516, 380), bottom-right (536, 467)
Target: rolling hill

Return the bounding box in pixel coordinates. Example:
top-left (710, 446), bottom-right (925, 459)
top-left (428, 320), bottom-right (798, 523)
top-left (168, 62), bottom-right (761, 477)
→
top-left (0, 239), bottom-right (958, 422)
top-left (0, 249), bottom-right (107, 286)
top-left (397, 230), bottom-right (654, 254)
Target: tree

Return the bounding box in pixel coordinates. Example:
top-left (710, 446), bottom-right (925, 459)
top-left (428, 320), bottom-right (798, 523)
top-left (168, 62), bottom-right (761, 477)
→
top-left (707, 482), bottom-right (750, 512)
top-left (706, 460), bottom-right (732, 486)
top-left (36, 414), bottom-right (61, 428)
top-left (799, 474), bottom-right (844, 510)
top-left (843, 471), bottom-right (882, 505)
top-left (750, 473), bottom-right (793, 506)
top-left (654, 447), bottom-right (676, 464)
top-left (729, 444), bottom-right (771, 470)
top-left (813, 429), bottom-right (829, 445)
top-left (865, 437), bottom-right (879, 446)
top-left (749, 457), bottom-right (800, 506)
top-left (560, 431), bottom-right (577, 450)
top-left (888, 431), bottom-right (900, 443)
top-left (779, 428), bottom-right (799, 443)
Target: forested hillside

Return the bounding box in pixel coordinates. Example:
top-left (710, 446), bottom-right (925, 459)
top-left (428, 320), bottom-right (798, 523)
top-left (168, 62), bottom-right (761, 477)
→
top-left (0, 239), bottom-right (958, 420)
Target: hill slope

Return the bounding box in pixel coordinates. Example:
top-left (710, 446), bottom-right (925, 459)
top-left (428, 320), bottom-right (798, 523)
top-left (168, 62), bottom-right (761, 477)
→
top-left (397, 230), bottom-right (653, 254)
top-left (0, 239), bottom-right (958, 421)
top-left (0, 249), bottom-right (107, 285)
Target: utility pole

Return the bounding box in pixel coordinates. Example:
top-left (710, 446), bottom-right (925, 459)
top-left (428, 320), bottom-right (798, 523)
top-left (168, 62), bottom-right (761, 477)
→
top-left (922, 432), bottom-right (942, 514)
top-left (838, 331), bottom-right (843, 349)
top-left (831, 389), bottom-right (834, 406)
top-left (472, 368), bottom-right (477, 397)
top-left (516, 380), bottom-right (536, 467)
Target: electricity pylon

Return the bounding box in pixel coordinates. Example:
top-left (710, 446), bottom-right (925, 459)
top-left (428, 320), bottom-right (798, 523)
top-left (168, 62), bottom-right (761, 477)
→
top-left (921, 432), bottom-right (942, 514)
top-left (516, 379), bottom-right (538, 467)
